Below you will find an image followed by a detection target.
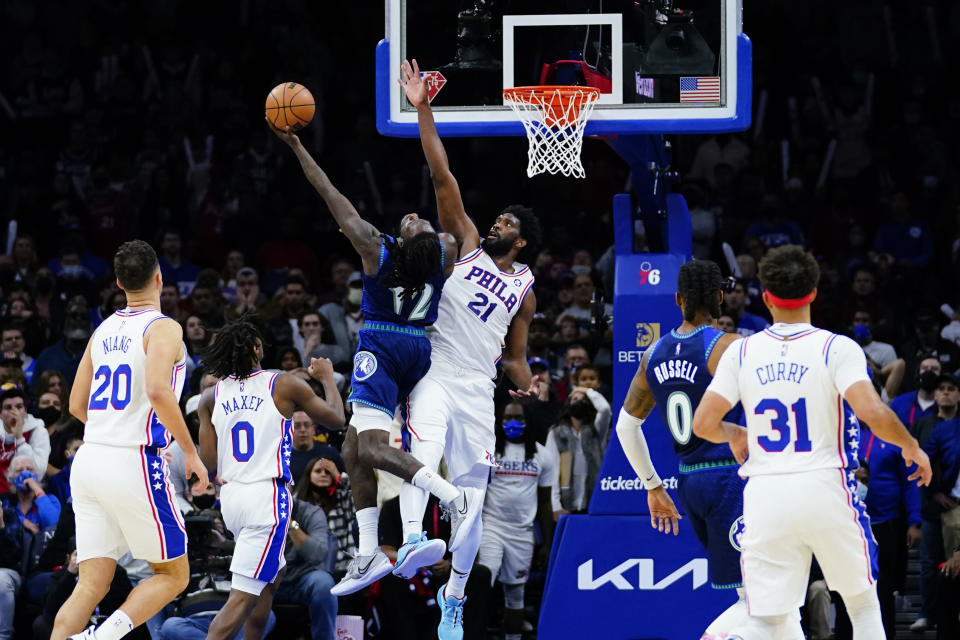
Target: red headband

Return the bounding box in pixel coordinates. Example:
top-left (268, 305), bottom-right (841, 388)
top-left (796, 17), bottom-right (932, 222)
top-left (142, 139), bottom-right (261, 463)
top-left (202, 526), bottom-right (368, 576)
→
top-left (763, 289), bottom-right (817, 310)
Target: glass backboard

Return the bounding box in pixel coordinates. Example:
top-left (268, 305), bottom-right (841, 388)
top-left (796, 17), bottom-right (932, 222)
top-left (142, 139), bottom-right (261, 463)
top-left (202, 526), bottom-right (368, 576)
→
top-left (378, 0), bottom-right (751, 137)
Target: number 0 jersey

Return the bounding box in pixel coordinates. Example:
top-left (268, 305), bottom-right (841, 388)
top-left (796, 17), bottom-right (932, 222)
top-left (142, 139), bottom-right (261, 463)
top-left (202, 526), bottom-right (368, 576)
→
top-left (428, 247), bottom-right (535, 378)
top-left (646, 325), bottom-right (743, 467)
top-left (706, 323), bottom-right (870, 478)
top-left (211, 371), bottom-right (293, 484)
top-left (83, 307), bottom-right (186, 449)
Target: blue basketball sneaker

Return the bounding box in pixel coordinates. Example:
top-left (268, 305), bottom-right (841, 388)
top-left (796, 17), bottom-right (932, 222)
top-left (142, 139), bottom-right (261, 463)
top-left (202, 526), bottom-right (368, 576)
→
top-left (392, 531), bottom-right (447, 579)
top-left (437, 582), bottom-right (466, 640)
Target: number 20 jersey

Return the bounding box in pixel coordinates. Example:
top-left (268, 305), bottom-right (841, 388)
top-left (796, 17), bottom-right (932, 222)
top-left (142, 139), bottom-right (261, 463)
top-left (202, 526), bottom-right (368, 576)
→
top-left (706, 323), bottom-right (870, 478)
top-left (211, 371), bottom-right (293, 484)
top-left (428, 247), bottom-right (535, 379)
top-left (646, 325), bottom-right (743, 466)
top-left (83, 308), bottom-right (186, 449)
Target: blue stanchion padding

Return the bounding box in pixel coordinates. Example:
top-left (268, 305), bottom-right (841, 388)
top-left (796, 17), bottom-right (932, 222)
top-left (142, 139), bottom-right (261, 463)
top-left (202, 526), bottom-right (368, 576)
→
top-left (538, 515), bottom-right (734, 639)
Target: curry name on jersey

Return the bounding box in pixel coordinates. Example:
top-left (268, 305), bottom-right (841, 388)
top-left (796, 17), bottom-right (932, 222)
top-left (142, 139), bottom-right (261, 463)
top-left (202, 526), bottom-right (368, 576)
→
top-left (84, 307), bottom-right (186, 449)
top-left (428, 247), bottom-right (535, 378)
top-left (646, 325), bottom-right (743, 466)
top-left (361, 234), bottom-right (446, 328)
top-left (211, 370), bottom-right (293, 484)
top-left (707, 324), bottom-right (870, 478)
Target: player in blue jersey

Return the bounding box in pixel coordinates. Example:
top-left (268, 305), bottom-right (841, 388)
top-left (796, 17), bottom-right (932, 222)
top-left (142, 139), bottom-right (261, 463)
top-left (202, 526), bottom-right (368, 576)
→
top-left (271, 124), bottom-right (467, 595)
top-left (613, 260), bottom-right (758, 639)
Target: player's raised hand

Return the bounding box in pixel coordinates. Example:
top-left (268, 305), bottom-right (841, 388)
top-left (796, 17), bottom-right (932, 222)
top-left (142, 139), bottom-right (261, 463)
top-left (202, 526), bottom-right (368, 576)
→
top-left (308, 357), bottom-right (335, 381)
top-left (509, 374), bottom-right (540, 400)
top-left (647, 486), bottom-right (681, 535)
top-left (399, 59), bottom-right (429, 108)
top-left (903, 443), bottom-right (932, 486)
top-left (266, 116), bottom-right (301, 147)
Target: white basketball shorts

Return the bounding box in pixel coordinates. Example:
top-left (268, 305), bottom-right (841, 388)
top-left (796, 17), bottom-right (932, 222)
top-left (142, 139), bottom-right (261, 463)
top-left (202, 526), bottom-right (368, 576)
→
top-left (477, 516), bottom-right (535, 586)
top-left (71, 443), bottom-right (187, 564)
top-left (405, 362), bottom-right (497, 482)
top-left (740, 467), bottom-right (878, 616)
top-left (220, 479), bottom-right (291, 595)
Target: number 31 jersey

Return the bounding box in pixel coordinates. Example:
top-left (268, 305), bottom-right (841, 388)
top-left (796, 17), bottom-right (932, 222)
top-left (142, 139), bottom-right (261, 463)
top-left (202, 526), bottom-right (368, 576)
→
top-left (706, 323), bottom-right (870, 478)
top-left (84, 308), bottom-right (186, 449)
top-left (211, 371), bottom-right (293, 484)
top-left (646, 325), bottom-right (743, 466)
top-left (428, 247), bottom-right (535, 379)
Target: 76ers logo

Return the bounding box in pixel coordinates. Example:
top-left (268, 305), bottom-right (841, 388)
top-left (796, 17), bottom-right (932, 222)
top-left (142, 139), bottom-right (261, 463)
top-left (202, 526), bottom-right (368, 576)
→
top-left (637, 261), bottom-right (661, 286)
top-left (353, 351), bottom-right (378, 381)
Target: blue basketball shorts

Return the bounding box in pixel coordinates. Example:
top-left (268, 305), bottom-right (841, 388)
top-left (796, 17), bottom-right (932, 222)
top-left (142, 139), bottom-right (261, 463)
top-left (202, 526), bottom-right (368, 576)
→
top-left (347, 327), bottom-right (432, 427)
top-left (677, 463), bottom-right (746, 589)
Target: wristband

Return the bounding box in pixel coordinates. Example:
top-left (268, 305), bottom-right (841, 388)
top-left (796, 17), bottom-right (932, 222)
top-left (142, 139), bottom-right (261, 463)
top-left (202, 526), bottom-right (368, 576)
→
top-left (615, 408), bottom-right (662, 490)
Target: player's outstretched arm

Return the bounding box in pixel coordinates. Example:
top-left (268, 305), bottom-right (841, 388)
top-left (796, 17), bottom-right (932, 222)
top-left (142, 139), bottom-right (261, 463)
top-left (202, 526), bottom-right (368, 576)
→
top-left (503, 290), bottom-right (538, 397)
top-left (269, 122), bottom-right (381, 270)
top-left (275, 358), bottom-right (345, 431)
top-left (844, 380), bottom-right (932, 486)
top-left (68, 338), bottom-right (95, 424)
top-left (400, 58), bottom-right (480, 254)
top-left (197, 387), bottom-right (218, 475)
top-left (145, 319), bottom-right (206, 482)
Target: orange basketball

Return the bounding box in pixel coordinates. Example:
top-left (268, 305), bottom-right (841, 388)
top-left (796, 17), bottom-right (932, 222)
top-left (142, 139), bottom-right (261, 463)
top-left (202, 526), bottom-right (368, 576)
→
top-left (265, 82), bottom-right (315, 131)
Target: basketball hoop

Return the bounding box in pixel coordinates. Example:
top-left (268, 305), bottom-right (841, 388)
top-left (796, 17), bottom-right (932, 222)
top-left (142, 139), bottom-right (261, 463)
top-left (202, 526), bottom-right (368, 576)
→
top-left (503, 86), bottom-right (601, 179)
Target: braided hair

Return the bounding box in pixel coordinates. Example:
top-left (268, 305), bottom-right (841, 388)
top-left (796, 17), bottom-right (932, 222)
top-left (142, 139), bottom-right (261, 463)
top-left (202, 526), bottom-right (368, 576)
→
top-left (202, 314), bottom-right (263, 380)
top-left (677, 259), bottom-right (723, 322)
top-left (378, 231), bottom-right (442, 301)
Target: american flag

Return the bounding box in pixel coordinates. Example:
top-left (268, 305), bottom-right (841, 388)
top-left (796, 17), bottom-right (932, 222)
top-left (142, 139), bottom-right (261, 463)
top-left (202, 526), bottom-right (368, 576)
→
top-left (680, 77), bottom-right (720, 102)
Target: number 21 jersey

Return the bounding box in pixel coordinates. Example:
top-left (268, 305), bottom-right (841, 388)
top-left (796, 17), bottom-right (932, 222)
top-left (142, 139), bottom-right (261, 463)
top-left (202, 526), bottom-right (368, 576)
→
top-left (707, 323), bottom-right (870, 478)
top-left (428, 248), bottom-right (535, 379)
top-left (211, 371), bottom-right (293, 484)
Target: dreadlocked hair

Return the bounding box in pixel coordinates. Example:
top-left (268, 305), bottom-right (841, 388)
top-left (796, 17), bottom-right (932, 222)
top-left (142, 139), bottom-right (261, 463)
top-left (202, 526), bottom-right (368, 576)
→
top-left (378, 231), bottom-right (442, 301)
top-left (501, 204), bottom-right (542, 264)
top-left (758, 245), bottom-right (820, 300)
top-left (203, 314), bottom-right (263, 380)
top-left (677, 259), bottom-right (723, 322)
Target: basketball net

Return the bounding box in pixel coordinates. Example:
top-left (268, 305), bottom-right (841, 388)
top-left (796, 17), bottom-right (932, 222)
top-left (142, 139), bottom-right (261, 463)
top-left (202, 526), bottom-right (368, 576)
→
top-left (503, 86), bottom-right (600, 179)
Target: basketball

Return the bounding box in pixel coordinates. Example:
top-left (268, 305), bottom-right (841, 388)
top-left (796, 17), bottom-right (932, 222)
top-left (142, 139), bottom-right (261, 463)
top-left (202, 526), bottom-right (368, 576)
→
top-left (265, 82), bottom-right (315, 131)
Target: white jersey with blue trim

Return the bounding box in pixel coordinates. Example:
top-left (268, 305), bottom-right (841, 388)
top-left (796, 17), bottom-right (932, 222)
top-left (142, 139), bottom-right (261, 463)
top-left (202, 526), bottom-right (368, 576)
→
top-left (427, 248), bottom-right (534, 378)
top-left (706, 323), bottom-right (870, 478)
top-left (211, 370), bottom-right (293, 484)
top-left (83, 307), bottom-right (186, 449)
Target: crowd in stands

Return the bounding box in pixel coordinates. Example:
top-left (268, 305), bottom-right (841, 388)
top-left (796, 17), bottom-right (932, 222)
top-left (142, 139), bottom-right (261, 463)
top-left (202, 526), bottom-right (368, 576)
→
top-left (2, 0), bottom-right (960, 638)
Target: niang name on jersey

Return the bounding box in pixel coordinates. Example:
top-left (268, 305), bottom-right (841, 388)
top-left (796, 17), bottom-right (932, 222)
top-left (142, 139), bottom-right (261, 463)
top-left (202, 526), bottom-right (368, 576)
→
top-left (464, 266), bottom-right (520, 312)
top-left (651, 359), bottom-right (699, 385)
top-left (102, 335), bottom-right (133, 354)
top-left (755, 361), bottom-right (809, 385)
top-left (221, 395), bottom-right (266, 414)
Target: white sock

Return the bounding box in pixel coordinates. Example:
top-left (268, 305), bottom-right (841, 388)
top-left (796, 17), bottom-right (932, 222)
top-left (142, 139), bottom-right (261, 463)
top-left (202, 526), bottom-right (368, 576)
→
top-left (446, 564), bottom-right (470, 599)
top-left (94, 609), bottom-right (134, 640)
top-left (411, 466), bottom-right (460, 504)
top-left (400, 483), bottom-right (429, 541)
top-left (356, 507), bottom-right (379, 556)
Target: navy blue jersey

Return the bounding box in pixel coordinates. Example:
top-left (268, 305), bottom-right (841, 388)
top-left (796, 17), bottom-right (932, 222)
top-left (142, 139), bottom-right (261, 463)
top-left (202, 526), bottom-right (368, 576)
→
top-left (646, 325), bottom-right (743, 467)
top-left (361, 234), bottom-right (446, 327)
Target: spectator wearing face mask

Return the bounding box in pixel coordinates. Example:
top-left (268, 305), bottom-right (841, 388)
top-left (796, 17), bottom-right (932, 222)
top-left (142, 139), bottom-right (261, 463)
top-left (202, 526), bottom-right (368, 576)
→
top-left (892, 357), bottom-right (942, 434)
top-left (901, 312), bottom-right (960, 390)
top-left (546, 388), bottom-right (611, 515)
top-left (33, 295), bottom-right (91, 387)
top-left (909, 373), bottom-right (960, 632)
top-left (318, 270), bottom-right (363, 359)
top-left (851, 311), bottom-right (905, 401)
top-left (0, 387), bottom-right (50, 494)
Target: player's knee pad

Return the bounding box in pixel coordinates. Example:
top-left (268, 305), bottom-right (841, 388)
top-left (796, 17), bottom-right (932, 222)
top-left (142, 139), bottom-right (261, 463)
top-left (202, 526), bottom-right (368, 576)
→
top-left (503, 582), bottom-right (525, 610)
top-left (351, 404), bottom-right (393, 434)
top-left (843, 585), bottom-right (883, 636)
top-left (409, 438), bottom-right (444, 471)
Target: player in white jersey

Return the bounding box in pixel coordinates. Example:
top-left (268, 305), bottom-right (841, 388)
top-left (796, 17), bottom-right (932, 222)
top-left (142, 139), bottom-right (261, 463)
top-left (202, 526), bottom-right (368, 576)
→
top-left (196, 316), bottom-right (345, 640)
top-left (477, 401), bottom-right (555, 640)
top-left (400, 58), bottom-right (541, 640)
top-left (54, 240), bottom-right (207, 640)
top-left (692, 245), bottom-right (932, 640)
